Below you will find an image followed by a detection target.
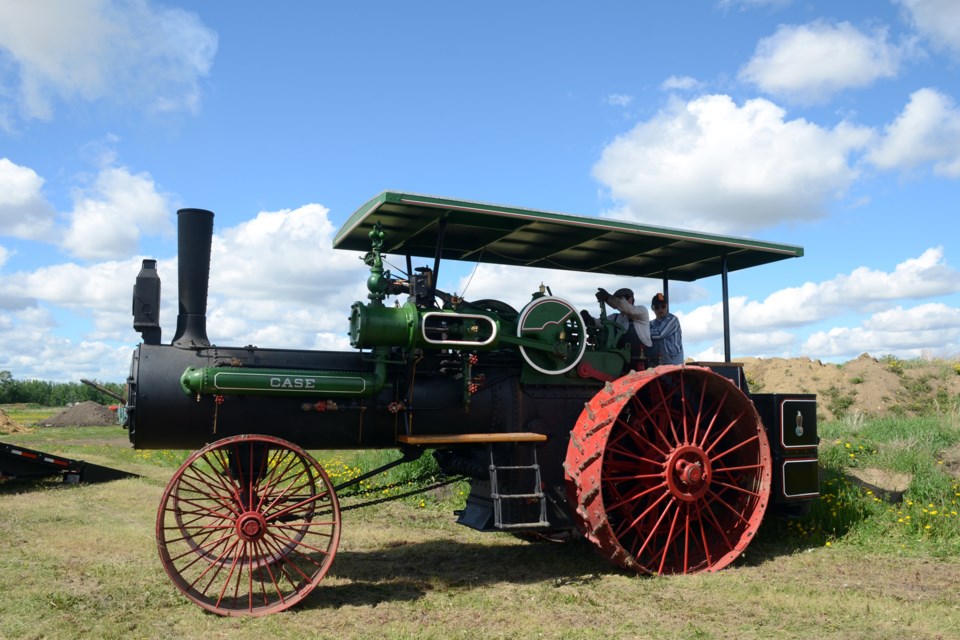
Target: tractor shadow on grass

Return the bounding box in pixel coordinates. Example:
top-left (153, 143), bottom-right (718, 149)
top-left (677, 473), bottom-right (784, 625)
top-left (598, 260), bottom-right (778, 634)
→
top-left (306, 524), bottom-right (814, 610)
top-left (308, 536), bottom-right (616, 609)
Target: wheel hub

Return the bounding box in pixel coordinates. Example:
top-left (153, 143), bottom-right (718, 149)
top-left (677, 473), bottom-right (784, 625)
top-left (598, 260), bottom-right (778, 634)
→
top-left (236, 511), bottom-right (267, 542)
top-left (665, 445), bottom-right (711, 501)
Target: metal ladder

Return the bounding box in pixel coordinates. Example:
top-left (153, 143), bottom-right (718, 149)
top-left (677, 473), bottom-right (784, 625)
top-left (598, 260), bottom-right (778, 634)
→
top-left (488, 443), bottom-right (548, 529)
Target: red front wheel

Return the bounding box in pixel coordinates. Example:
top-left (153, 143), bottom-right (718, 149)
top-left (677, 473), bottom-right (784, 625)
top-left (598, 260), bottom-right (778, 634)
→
top-left (157, 435), bottom-right (341, 616)
top-left (565, 366), bottom-right (771, 574)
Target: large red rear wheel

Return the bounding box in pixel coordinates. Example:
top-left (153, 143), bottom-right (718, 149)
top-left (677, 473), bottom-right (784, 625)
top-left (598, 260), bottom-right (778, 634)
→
top-left (157, 435), bottom-right (341, 615)
top-left (565, 366), bottom-right (771, 574)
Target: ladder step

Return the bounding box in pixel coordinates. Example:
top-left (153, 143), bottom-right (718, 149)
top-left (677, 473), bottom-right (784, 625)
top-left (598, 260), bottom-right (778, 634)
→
top-left (495, 521), bottom-right (550, 530)
top-left (488, 440), bottom-right (549, 529)
top-left (490, 464), bottom-right (540, 471)
top-left (397, 432), bottom-right (547, 445)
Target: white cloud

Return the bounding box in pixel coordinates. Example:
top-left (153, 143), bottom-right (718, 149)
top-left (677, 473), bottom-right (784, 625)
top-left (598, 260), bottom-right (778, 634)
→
top-left (0, 202), bottom-right (373, 378)
top-left (62, 166), bottom-right (174, 259)
top-left (3, 260), bottom-right (136, 310)
top-left (803, 303), bottom-right (960, 359)
top-left (0, 305), bottom-right (132, 381)
top-left (606, 94), bottom-right (633, 107)
top-left (0, 256), bottom-right (150, 344)
top-left (592, 94), bottom-right (872, 234)
top-left (447, 262), bottom-right (665, 317)
top-left (661, 75), bottom-right (701, 91)
top-left (0, 0), bottom-right (217, 124)
top-left (203, 204), bottom-right (370, 348)
top-left (867, 88), bottom-right (960, 177)
top-left (0, 157), bottom-right (56, 239)
top-left (898, 0), bottom-right (960, 56)
top-left (739, 21), bottom-right (902, 103)
top-left (677, 248), bottom-right (960, 360)
top-left (719, 0), bottom-right (792, 8)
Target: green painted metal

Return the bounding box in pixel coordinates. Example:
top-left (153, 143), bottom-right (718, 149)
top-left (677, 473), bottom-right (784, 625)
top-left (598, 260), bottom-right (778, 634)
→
top-left (180, 361), bottom-right (387, 398)
top-left (349, 301), bottom-right (420, 349)
top-left (333, 191), bottom-right (804, 282)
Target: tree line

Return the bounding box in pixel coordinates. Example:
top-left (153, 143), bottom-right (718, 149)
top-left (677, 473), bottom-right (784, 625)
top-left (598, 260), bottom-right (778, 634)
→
top-left (0, 371), bottom-right (124, 406)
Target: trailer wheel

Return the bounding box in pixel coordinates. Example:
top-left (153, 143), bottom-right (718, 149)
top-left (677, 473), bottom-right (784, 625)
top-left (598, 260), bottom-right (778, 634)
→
top-left (156, 434), bottom-right (341, 616)
top-left (564, 366), bottom-right (771, 574)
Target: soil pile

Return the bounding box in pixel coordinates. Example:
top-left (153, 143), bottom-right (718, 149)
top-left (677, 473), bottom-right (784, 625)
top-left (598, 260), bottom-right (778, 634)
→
top-left (38, 401), bottom-right (118, 427)
top-left (0, 409), bottom-right (29, 434)
top-left (739, 353), bottom-right (960, 421)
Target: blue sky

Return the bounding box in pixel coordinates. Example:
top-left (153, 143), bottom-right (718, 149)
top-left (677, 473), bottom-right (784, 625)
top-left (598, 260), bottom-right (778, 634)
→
top-left (1, 0), bottom-right (959, 382)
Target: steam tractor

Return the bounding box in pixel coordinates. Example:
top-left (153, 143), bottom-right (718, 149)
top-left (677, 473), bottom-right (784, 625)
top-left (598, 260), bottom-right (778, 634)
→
top-left (125, 192), bottom-right (820, 616)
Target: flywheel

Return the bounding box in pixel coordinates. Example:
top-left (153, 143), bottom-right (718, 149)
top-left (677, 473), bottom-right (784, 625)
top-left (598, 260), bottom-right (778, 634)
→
top-left (564, 366), bottom-right (771, 574)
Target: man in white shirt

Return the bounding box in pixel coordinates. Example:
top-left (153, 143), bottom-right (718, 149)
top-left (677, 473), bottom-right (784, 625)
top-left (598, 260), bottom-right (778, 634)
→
top-left (583, 287), bottom-right (652, 368)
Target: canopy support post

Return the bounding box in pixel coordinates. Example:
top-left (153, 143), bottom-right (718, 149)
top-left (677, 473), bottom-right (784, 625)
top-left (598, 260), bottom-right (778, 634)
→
top-left (722, 255), bottom-right (731, 363)
top-left (429, 218), bottom-right (447, 302)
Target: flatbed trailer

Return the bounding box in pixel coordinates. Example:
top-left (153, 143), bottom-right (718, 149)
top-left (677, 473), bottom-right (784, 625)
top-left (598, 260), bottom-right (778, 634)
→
top-left (0, 440), bottom-right (137, 484)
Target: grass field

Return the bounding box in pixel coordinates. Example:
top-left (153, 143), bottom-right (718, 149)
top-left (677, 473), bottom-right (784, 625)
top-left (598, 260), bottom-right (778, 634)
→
top-left (1, 405), bottom-right (958, 639)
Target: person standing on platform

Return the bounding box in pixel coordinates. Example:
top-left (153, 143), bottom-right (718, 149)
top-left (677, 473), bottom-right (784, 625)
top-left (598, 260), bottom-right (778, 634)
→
top-left (649, 292), bottom-right (684, 365)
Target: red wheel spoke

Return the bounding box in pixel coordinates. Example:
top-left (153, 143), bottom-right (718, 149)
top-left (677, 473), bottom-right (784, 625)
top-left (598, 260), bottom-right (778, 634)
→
top-left (699, 499), bottom-right (737, 556)
top-left (612, 417), bottom-right (668, 460)
top-left (616, 488), bottom-right (671, 539)
top-left (169, 491), bottom-right (238, 522)
top-left (712, 462), bottom-right (763, 474)
top-left (251, 540), bottom-right (284, 607)
top-left (649, 376), bottom-right (683, 447)
top-left (697, 512), bottom-right (715, 570)
top-left (630, 497), bottom-right (676, 566)
top-left (605, 480), bottom-right (668, 513)
top-left (695, 389), bottom-right (730, 448)
top-left (163, 520), bottom-right (232, 547)
top-left (264, 490), bottom-right (334, 523)
top-left (168, 529), bottom-right (234, 564)
top-left (655, 502), bottom-right (683, 575)
top-left (213, 540), bottom-right (245, 609)
top-left (711, 479), bottom-right (764, 499)
top-left (603, 442), bottom-right (665, 468)
top-left (629, 391), bottom-right (681, 450)
top-left (702, 408), bottom-right (747, 455)
top-left (705, 488), bottom-right (754, 527)
top-left (177, 467), bottom-right (242, 514)
top-left (710, 433), bottom-right (760, 464)
top-left (689, 374), bottom-right (709, 444)
top-left (256, 450), bottom-right (303, 510)
top-left (261, 465), bottom-right (319, 517)
top-left (202, 448), bottom-right (244, 503)
top-left (603, 471), bottom-right (667, 482)
top-left (190, 536), bottom-right (241, 591)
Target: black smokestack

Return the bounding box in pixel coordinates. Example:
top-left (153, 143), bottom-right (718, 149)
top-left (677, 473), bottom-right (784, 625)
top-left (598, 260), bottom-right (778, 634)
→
top-left (172, 208), bottom-right (214, 348)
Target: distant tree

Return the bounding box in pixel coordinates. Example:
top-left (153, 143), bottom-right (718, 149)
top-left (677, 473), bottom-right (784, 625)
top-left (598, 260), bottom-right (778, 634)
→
top-left (0, 372), bottom-right (123, 406)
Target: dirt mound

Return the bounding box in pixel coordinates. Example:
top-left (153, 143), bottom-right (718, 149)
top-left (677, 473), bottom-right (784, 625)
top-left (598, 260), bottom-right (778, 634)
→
top-left (740, 354), bottom-right (960, 420)
top-left (38, 401), bottom-right (118, 428)
top-left (0, 409), bottom-right (30, 434)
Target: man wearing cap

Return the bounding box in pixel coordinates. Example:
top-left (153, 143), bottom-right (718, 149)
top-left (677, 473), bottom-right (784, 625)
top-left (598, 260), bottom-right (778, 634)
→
top-left (587, 287), bottom-right (652, 367)
top-left (649, 292), bottom-right (684, 365)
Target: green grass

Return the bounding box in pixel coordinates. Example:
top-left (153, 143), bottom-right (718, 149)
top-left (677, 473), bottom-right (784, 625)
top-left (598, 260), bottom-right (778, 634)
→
top-left (2, 411), bottom-right (959, 638)
top-left (1, 403), bottom-right (59, 425)
top-left (758, 411), bottom-right (960, 558)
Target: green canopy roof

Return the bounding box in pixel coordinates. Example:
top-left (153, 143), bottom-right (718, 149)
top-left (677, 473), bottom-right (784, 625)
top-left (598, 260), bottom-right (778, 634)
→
top-left (333, 191), bottom-right (804, 282)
